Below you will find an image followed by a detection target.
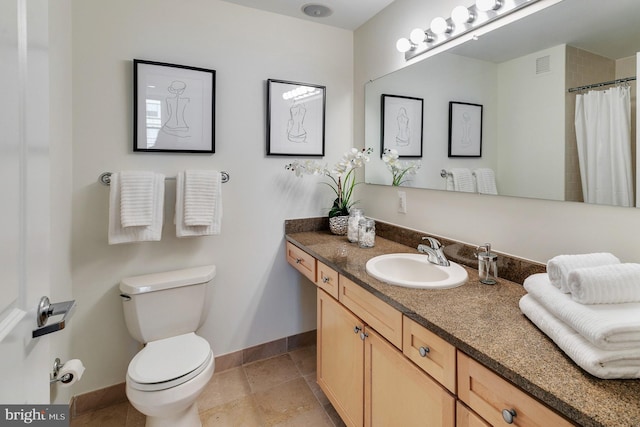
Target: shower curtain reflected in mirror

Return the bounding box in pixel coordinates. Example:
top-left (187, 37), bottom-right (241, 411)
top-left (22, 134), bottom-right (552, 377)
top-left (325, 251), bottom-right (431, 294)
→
top-left (575, 85), bottom-right (634, 207)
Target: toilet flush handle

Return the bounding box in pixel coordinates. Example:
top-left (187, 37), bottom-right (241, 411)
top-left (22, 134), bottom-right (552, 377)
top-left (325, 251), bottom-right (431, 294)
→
top-left (120, 293), bottom-right (132, 301)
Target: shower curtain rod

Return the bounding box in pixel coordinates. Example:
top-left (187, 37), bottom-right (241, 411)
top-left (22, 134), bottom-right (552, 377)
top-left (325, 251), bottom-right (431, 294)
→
top-left (568, 76), bottom-right (636, 93)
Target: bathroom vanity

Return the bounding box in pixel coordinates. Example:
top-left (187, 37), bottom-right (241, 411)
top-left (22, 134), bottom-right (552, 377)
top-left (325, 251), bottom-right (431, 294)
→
top-left (285, 218), bottom-right (640, 427)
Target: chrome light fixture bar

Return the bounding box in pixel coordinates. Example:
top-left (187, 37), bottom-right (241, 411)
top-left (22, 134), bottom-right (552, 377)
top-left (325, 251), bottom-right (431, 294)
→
top-left (397, 0), bottom-right (542, 61)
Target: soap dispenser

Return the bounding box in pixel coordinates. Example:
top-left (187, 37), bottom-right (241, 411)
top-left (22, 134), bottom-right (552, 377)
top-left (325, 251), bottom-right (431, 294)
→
top-left (475, 243), bottom-right (498, 285)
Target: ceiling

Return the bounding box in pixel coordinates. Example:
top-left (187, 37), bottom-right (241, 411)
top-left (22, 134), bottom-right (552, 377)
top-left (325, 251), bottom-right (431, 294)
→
top-left (220, 0), bottom-right (395, 30)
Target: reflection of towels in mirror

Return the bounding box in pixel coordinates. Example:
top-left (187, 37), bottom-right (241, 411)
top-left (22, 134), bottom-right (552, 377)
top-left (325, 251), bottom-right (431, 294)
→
top-left (473, 168), bottom-right (498, 195)
top-left (449, 168), bottom-right (474, 192)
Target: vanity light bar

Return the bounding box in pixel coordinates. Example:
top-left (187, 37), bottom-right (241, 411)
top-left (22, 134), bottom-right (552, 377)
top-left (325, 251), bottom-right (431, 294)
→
top-left (398, 0), bottom-right (543, 61)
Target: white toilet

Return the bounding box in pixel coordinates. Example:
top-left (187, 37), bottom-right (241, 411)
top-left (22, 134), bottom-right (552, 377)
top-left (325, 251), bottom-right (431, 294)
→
top-left (119, 265), bottom-right (216, 427)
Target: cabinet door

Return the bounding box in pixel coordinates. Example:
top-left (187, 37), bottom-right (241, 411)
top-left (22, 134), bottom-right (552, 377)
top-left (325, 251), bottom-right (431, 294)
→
top-left (364, 327), bottom-right (455, 427)
top-left (317, 289), bottom-right (364, 427)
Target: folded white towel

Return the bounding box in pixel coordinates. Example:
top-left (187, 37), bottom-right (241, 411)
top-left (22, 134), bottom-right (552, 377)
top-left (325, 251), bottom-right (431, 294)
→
top-left (176, 171), bottom-right (222, 237)
top-left (546, 253), bottom-right (620, 293)
top-left (473, 168), bottom-right (498, 195)
top-left (568, 263), bottom-right (640, 304)
top-left (524, 273), bottom-right (640, 350)
top-left (184, 170), bottom-right (221, 226)
top-left (450, 168), bottom-right (475, 192)
top-left (108, 172), bottom-right (164, 244)
top-left (519, 294), bottom-right (640, 379)
top-left (120, 171), bottom-right (155, 227)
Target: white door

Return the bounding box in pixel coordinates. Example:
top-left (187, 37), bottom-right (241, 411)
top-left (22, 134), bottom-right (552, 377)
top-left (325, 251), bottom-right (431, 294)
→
top-left (0, 0), bottom-right (51, 403)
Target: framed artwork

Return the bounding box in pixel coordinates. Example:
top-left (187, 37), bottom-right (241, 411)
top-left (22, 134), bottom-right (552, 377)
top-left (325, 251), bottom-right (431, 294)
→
top-left (267, 79), bottom-right (326, 156)
top-left (448, 101), bottom-right (483, 157)
top-left (133, 59), bottom-right (215, 153)
top-left (381, 94), bottom-right (423, 158)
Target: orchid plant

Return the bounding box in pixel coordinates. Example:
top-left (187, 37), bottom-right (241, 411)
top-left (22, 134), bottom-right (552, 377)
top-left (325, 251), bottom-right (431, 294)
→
top-left (286, 148), bottom-right (373, 217)
top-left (382, 148), bottom-right (422, 186)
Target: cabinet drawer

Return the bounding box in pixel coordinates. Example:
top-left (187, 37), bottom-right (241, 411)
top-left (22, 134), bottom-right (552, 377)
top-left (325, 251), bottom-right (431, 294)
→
top-left (317, 261), bottom-right (339, 300)
top-left (339, 275), bottom-right (403, 349)
top-left (456, 401), bottom-right (490, 427)
top-left (402, 316), bottom-right (456, 393)
top-left (457, 352), bottom-right (575, 427)
top-left (286, 242), bottom-right (316, 283)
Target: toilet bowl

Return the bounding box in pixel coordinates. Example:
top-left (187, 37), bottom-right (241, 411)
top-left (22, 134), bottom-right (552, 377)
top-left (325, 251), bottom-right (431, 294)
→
top-left (120, 265), bottom-right (216, 427)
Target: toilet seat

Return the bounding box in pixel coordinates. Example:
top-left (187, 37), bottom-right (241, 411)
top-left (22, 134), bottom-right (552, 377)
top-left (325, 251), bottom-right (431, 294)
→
top-left (127, 332), bottom-right (212, 392)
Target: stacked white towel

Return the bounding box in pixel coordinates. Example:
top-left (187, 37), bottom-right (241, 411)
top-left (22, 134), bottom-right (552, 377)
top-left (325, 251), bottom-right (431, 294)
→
top-left (108, 172), bottom-right (165, 244)
top-left (449, 168), bottom-right (475, 192)
top-left (473, 168), bottom-right (498, 195)
top-left (546, 253), bottom-right (620, 293)
top-left (568, 263), bottom-right (640, 304)
top-left (520, 273), bottom-right (640, 379)
top-left (519, 294), bottom-right (640, 379)
top-left (176, 170), bottom-right (222, 237)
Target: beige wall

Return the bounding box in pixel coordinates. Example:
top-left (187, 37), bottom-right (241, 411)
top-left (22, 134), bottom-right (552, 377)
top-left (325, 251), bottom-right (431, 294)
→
top-left (355, 0), bottom-right (640, 263)
top-left (65, 0), bottom-right (353, 396)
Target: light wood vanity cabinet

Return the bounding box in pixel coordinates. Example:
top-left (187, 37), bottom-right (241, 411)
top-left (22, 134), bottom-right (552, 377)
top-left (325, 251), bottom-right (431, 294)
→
top-left (287, 242), bottom-right (575, 427)
top-left (317, 288), bottom-right (455, 427)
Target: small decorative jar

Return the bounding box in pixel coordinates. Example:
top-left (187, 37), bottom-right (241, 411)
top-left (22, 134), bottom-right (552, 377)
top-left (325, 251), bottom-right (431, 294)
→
top-left (347, 208), bottom-right (364, 243)
top-left (358, 218), bottom-right (375, 248)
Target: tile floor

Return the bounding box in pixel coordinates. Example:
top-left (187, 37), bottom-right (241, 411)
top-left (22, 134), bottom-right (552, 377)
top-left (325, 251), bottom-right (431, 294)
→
top-left (70, 345), bottom-right (346, 426)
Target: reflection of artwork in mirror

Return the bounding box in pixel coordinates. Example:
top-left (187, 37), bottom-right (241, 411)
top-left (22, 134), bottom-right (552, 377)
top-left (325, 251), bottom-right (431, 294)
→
top-left (381, 94), bottom-right (423, 158)
top-left (448, 102), bottom-right (482, 158)
top-left (134, 59), bottom-right (215, 153)
top-left (267, 79), bottom-right (326, 156)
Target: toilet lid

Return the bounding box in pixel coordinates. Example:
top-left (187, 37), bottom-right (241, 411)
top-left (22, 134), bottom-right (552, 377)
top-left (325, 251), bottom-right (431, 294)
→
top-left (127, 333), bottom-right (211, 391)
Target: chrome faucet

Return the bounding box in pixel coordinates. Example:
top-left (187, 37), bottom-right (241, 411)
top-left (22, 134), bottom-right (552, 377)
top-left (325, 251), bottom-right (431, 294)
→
top-left (417, 237), bottom-right (450, 267)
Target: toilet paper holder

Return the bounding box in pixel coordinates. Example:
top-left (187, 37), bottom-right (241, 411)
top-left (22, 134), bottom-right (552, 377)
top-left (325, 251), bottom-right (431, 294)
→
top-left (50, 358), bottom-right (72, 384)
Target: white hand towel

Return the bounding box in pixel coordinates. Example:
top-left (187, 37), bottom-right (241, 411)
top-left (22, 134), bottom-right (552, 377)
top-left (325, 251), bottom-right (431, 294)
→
top-left (184, 170), bottom-right (221, 226)
top-left (450, 168), bottom-right (475, 192)
top-left (473, 168), bottom-right (498, 195)
top-left (108, 172), bottom-right (164, 244)
top-left (524, 273), bottom-right (640, 350)
top-left (519, 294), bottom-right (640, 379)
top-left (546, 253), bottom-right (620, 293)
top-left (176, 171), bottom-right (222, 237)
top-left (120, 171), bottom-right (155, 227)
top-left (568, 263), bottom-right (640, 304)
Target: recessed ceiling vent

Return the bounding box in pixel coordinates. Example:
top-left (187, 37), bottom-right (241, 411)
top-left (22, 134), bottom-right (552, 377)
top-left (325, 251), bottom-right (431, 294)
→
top-left (536, 55), bottom-right (551, 75)
top-left (302, 4), bottom-right (333, 18)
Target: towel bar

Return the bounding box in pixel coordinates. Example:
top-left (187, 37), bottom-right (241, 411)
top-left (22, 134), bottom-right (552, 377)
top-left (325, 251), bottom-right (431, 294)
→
top-left (98, 171), bottom-right (230, 186)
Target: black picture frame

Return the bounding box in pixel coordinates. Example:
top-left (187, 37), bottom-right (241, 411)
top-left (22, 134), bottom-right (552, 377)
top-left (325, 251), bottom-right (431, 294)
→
top-left (380, 94), bottom-right (424, 158)
top-left (266, 79), bottom-right (326, 156)
top-left (133, 59), bottom-right (215, 153)
top-left (448, 101), bottom-right (483, 157)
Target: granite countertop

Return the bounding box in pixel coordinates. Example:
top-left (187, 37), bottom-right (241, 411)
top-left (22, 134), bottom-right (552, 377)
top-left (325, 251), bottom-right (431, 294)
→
top-left (285, 222), bottom-right (640, 427)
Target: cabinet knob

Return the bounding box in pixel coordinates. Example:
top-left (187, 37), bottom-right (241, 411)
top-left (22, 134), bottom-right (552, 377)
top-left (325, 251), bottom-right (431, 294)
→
top-left (418, 346), bottom-right (430, 357)
top-left (322, 276), bottom-right (330, 283)
top-left (354, 326), bottom-right (362, 334)
top-left (360, 332), bottom-right (369, 340)
top-left (502, 408), bottom-right (517, 424)
top-left (295, 258), bottom-right (302, 264)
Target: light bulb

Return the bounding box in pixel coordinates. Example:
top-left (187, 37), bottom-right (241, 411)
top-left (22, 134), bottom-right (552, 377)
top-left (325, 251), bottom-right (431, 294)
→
top-left (451, 5), bottom-right (475, 24)
top-left (396, 38), bottom-right (412, 53)
top-left (409, 28), bottom-right (426, 44)
top-left (476, 0), bottom-right (502, 12)
top-left (430, 16), bottom-right (452, 35)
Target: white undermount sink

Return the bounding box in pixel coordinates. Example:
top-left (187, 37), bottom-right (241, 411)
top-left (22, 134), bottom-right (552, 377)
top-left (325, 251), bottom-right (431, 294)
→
top-left (365, 253), bottom-right (468, 289)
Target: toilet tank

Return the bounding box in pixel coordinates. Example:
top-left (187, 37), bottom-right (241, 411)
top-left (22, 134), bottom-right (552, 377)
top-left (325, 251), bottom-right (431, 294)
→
top-left (120, 265), bottom-right (216, 343)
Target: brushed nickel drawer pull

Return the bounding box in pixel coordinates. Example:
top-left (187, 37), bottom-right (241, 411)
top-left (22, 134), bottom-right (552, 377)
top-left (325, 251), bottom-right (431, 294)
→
top-left (295, 258), bottom-right (302, 264)
top-left (354, 326), bottom-right (362, 334)
top-left (502, 408), bottom-right (517, 424)
top-left (322, 276), bottom-right (330, 283)
top-left (419, 346), bottom-right (430, 357)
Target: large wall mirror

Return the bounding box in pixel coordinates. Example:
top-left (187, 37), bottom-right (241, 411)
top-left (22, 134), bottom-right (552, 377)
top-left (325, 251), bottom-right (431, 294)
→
top-left (365, 0), bottom-right (640, 207)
